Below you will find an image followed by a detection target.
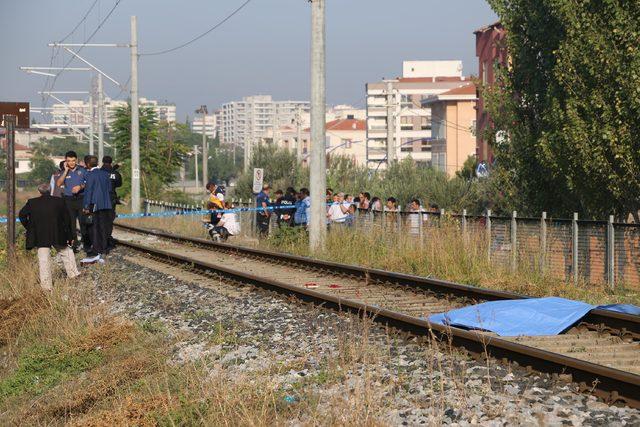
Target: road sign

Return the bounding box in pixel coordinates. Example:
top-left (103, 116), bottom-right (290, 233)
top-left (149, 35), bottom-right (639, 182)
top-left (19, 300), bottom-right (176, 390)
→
top-left (252, 168), bottom-right (264, 193)
top-left (0, 102), bottom-right (30, 129)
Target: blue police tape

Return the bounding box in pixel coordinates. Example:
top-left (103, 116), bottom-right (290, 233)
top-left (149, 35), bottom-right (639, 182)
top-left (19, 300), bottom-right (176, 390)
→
top-left (0, 201), bottom-right (359, 223)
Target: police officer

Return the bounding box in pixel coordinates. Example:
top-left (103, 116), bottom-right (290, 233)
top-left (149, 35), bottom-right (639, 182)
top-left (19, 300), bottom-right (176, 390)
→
top-left (101, 156), bottom-right (122, 251)
top-left (56, 151), bottom-right (87, 252)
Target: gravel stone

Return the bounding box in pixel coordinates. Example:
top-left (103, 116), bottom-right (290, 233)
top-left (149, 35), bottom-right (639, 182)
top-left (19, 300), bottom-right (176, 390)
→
top-left (88, 249), bottom-right (640, 425)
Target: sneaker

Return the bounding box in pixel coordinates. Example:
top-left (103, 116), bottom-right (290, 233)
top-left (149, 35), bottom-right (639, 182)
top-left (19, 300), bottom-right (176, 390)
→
top-left (81, 254), bottom-right (102, 264)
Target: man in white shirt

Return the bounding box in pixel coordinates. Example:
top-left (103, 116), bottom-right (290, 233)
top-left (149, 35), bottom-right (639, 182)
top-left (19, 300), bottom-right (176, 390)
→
top-left (327, 192), bottom-right (350, 225)
top-left (408, 198), bottom-right (428, 235)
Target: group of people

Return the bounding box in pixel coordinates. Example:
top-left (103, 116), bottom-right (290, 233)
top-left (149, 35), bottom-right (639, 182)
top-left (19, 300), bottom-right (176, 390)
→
top-left (251, 185), bottom-right (438, 237)
top-left (18, 150), bottom-right (122, 290)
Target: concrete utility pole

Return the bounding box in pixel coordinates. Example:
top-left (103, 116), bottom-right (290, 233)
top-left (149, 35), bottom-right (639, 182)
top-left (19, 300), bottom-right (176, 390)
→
top-left (97, 73), bottom-right (105, 161)
top-left (243, 138), bottom-right (251, 172)
top-left (296, 105), bottom-right (303, 164)
top-left (194, 145), bottom-right (199, 188)
top-left (88, 90), bottom-right (95, 155)
top-left (5, 115), bottom-right (16, 260)
top-left (309, 0), bottom-right (327, 252)
top-left (386, 80), bottom-right (396, 165)
top-left (130, 15), bottom-right (141, 213)
top-left (197, 105), bottom-right (208, 187)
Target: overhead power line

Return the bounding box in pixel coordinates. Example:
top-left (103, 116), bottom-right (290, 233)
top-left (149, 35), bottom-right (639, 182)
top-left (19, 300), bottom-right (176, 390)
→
top-left (140, 0), bottom-right (253, 56)
top-left (57, 0), bottom-right (100, 43)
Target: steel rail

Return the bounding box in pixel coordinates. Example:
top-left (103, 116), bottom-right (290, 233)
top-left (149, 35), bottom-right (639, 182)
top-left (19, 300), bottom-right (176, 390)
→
top-left (114, 226), bottom-right (640, 408)
top-left (114, 223), bottom-right (640, 338)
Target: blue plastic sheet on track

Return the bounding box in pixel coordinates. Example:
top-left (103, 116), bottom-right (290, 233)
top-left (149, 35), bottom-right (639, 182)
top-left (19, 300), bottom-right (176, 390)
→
top-left (428, 297), bottom-right (640, 337)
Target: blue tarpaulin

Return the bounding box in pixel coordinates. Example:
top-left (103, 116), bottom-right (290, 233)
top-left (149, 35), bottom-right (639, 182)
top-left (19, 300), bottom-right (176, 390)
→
top-left (428, 297), bottom-right (640, 337)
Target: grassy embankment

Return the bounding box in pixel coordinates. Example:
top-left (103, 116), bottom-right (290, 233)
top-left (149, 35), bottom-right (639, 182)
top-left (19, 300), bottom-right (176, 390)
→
top-left (119, 214), bottom-right (640, 307)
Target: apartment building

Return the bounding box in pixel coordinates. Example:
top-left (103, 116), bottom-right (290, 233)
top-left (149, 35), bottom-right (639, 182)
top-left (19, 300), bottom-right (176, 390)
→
top-left (219, 95), bottom-right (310, 153)
top-left (191, 113), bottom-right (217, 138)
top-left (47, 97), bottom-right (176, 132)
top-left (365, 60), bottom-right (469, 169)
top-left (422, 82), bottom-right (477, 176)
top-left (475, 22), bottom-right (507, 163)
top-left (271, 117), bottom-right (367, 166)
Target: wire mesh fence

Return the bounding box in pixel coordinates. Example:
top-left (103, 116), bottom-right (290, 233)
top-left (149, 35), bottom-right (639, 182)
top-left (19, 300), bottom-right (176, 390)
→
top-left (140, 200), bottom-right (640, 290)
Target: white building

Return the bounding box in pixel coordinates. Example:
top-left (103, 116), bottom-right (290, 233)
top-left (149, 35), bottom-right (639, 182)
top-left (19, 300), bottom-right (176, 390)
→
top-left (191, 113), bottom-right (217, 138)
top-left (219, 95), bottom-right (309, 152)
top-left (46, 97), bottom-right (176, 132)
top-left (365, 60), bottom-right (468, 169)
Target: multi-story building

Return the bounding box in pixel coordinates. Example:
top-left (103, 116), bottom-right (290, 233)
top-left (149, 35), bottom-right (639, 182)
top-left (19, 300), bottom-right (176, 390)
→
top-left (474, 22), bottom-right (507, 163)
top-left (422, 82), bottom-right (477, 176)
top-left (270, 116), bottom-right (367, 166)
top-left (48, 97), bottom-right (177, 132)
top-left (365, 61), bottom-right (469, 169)
top-left (191, 113), bottom-right (217, 138)
top-left (219, 95), bottom-right (309, 157)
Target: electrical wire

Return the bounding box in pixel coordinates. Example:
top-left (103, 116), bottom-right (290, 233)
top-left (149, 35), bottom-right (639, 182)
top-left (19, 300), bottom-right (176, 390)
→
top-left (140, 0), bottom-right (253, 56)
top-left (57, 0), bottom-right (100, 43)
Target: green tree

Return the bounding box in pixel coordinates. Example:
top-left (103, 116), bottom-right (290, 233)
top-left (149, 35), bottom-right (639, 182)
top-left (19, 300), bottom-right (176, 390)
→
top-left (456, 155), bottom-right (477, 181)
top-left (487, 0), bottom-right (640, 220)
top-left (28, 153), bottom-right (56, 184)
top-left (111, 105), bottom-right (189, 199)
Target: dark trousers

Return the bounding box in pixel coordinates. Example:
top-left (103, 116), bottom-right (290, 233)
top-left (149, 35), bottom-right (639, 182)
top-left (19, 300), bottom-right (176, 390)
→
top-left (64, 195), bottom-right (89, 250)
top-left (87, 210), bottom-right (112, 256)
top-left (256, 214), bottom-right (270, 237)
top-left (213, 226), bottom-right (230, 241)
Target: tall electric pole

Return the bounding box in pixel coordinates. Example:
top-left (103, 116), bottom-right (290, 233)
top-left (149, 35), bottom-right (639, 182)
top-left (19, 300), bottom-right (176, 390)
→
top-left (386, 80), bottom-right (396, 165)
top-left (196, 105), bottom-right (208, 187)
top-left (309, 0), bottom-right (326, 252)
top-left (130, 15), bottom-right (141, 213)
top-left (88, 89), bottom-right (95, 155)
top-left (194, 146), bottom-right (199, 188)
top-left (97, 73), bottom-right (105, 161)
top-left (296, 105), bottom-right (303, 164)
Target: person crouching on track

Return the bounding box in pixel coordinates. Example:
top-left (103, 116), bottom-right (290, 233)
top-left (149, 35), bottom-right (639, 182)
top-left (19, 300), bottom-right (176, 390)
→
top-left (213, 201), bottom-right (240, 241)
top-left (18, 183), bottom-right (81, 291)
top-left (206, 182), bottom-right (225, 226)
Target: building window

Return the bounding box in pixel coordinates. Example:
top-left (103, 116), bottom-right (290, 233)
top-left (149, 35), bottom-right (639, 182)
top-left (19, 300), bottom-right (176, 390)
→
top-left (482, 61), bottom-right (488, 85)
top-left (401, 94), bottom-right (412, 108)
top-left (400, 116), bottom-right (413, 131)
top-left (420, 117), bottom-right (430, 131)
top-left (421, 140), bottom-right (431, 152)
top-left (342, 139), bottom-right (352, 149)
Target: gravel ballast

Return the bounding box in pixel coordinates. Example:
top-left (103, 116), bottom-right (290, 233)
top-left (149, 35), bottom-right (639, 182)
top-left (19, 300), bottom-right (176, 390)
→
top-left (89, 249), bottom-right (640, 426)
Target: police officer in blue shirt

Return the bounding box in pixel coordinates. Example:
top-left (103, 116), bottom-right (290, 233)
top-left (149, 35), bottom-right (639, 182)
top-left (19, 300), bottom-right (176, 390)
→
top-left (55, 151), bottom-right (88, 252)
top-left (255, 184), bottom-right (271, 237)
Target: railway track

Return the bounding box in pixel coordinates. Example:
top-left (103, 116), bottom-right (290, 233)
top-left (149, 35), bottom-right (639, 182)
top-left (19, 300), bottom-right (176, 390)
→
top-left (113, 222), bottom-right (640, 408)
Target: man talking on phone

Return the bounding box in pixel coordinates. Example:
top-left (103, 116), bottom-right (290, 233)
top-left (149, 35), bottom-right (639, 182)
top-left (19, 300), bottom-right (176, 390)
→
top-left (56, 151), bottom-right (87, 252)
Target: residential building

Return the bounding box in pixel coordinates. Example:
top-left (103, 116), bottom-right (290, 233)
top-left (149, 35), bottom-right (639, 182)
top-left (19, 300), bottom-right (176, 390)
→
top-left (365, 60), bottom-right (469, 169)
top-left (268, 116), bottom-right (367, 166)
top-left (191, 113), bottom-right (217, 138)
top-left (219, 95), bottom-right (309, 156)
top-left (422, 83), bottom-right (478, 176)
top-left (327, 105), bottom-right (366, 121)
top-left (0, 133), bottom-right (32, 174)
top-left (45, 97), bottom-right (177, 133)
top-left (475, 22), bottom-right (507, 163)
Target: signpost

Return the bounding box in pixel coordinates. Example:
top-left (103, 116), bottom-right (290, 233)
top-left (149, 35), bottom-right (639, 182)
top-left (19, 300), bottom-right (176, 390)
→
top-left (1, 102), bottom-right (29, 260)
top-left (252, 168), bottom-right (264, 194)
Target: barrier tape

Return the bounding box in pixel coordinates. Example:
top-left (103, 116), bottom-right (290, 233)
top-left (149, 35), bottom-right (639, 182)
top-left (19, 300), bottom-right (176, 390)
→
top-left (0, 204), bottom-right (301, 224)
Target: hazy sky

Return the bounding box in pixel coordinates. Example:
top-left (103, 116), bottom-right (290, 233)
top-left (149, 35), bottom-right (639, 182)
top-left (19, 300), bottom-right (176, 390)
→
top-left (2, 0), bottom-right (497, 121)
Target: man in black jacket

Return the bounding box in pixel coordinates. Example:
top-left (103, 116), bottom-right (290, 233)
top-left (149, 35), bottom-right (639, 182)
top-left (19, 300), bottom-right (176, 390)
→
top-left (19, 183), bottom-right (81, 291)
top-left (101, 156), bottom-right (122, 250)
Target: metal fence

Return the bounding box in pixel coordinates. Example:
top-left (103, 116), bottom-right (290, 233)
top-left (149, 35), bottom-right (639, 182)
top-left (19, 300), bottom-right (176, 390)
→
top-left (141, 200), bottom-right (639, 290)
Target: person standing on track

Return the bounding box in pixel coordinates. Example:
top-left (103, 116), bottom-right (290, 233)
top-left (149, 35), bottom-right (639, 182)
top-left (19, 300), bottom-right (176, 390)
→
top-left (56, 151), bottom-right (87, 253)
top-left (101, 156), bottom-right (122, 251)
top-left (81, 155), bottom-right (113, 264)
top-left (255, 184), bottom-right (271, 237)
